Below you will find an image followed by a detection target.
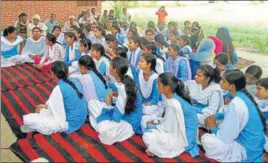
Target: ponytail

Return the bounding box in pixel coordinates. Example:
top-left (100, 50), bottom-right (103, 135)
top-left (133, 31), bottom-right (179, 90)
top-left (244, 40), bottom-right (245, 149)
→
top-left (159, 72), bottom-right (192, 104)
top-left (141, 54), bottom-right (158, 74)
top-left (121, 75), bottom-right (137, 114)
top-left (223, 69), bottom-right (266, 131)
top-left (175, 79), bottom-right (191, 104)
top-left (51, 61), bottom-right (83, 99)
top-left (63, 77), bottom-right (84, 99)
top-left (111, 57), bottom-right (137, 114)
top-left (240, 88), bottom-right (266, 131)
top-left (78, 55), bottom-right (108, 89)
top-left (199, 65), bottom-right (221, 84)
top-left (3, 26), bottom-right (17, 37)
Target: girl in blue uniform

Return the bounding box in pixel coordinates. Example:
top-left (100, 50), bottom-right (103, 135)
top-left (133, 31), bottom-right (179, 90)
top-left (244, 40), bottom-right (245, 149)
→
top-left (88, 57), bottom-right (143, 145)
top-left (90, 43), bottom-right (111, 77)
top-left (142, 72), bottom-right (199, 158)
top-left (72, 55), bottom-right (110, 103)
top-left (202, 69), bottom-right (265, 162)
top-left (21, 61), bottom-right (87, 135)
top-left (166, 44), bottom-right (192, 81)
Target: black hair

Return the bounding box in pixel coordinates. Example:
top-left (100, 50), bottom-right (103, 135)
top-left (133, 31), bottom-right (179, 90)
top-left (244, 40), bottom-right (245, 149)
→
top-left (159, 72), bottom-right (191, 104)
top-left (115, 47), bottom-right (128, 59)
top-left (170, 30), bottom-right (179, 38)
top-left (192, 21), bottom-right (200, 29)
top-left (145, 28), bottom-right (155, 35)
top-left (245, 65), bottom-right (263, 80)
top-left (128, 28), bottom-right (139, 37)
top-left (46, 34), bottom-right (57, 44)
top-left (145, 43), bottom-right (165, 61)
top-left (105, 34), bottom-right (117, 42)
top-left (184, 20), bottom-right (190, 26)
top-left (105, 34), bottom-right (128, 51)
top-left (19, 12), bottom-right (27, 18)
top-left (32, 27), bottom-right (41, 33)
top-left (51, 61), bottom-right (83, 99)
top-left (78, 55), bottom-right (108, 89)
top-left (214, 53), bottom-right (229, 65)
top-left (223, 69), bottom-right (266, 130)
top-left (147, 21), bottom-right (157, 31)
top-left (169, 44), bottom-right (184, 56)
top-left (3, 26), bottom-right (17, 37)
top-left (111, 24), bottom-right (121, 34)
top-left (199, 64), bottom-right (221, 84)
top-left (257, 78), bottom-right (268, 89)
top-left (140, 37), bottom-right (149, 47)
top-left (154, 34), bottom-right (169, 47)
top-left (96, 26), bottom-right (106, 37)
top-left (74, 27), bottom-right (86, 40)
top-left (52, 25), bottom-right (62, 33)
top-left (79, 38), bottom-right (92, 51)
top-left (111, 57), bottom-right (137, 114)
top-left (179, 35), bottom-right (191, 46)
top-left (216, 27), bottom-right (235, 64)
top-left (129, 35), bottom-right (141, 47)
top-left (171, 21), bottom-right (178, 30)
top-left (91, 43), bottom-right (110, 60)
top-left (65, 32), bottom-right (77, 41)
top-left (141, 54), bottom-right (157, 74)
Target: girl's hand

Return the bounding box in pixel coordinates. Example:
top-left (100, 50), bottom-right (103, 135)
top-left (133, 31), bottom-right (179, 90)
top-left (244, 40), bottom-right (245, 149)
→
top-left (35, 104), bottom-right (47, 113)
top-left (105, 91), bottom-right (114, 105)
top-left (144, 103), bottom-right (152, 106)
top-left (205, 115), bottom-right (216, 129)
top-left (37, 64), bottom-right (44, 69)
top-left (146, 120), bottom-right (156, 125)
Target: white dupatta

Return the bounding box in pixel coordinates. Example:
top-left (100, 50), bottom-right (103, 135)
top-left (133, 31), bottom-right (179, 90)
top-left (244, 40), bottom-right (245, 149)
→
top-left (138, 70), bottom-right (158, 99)
top-left (1, 35), bottom-right (23, 51)
top-left (46, 85), bottom-right (68, 131)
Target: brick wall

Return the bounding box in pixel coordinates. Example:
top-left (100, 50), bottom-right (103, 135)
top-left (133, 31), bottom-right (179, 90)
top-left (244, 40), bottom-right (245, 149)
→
top-left (1, 0), bottom-right (102, 29)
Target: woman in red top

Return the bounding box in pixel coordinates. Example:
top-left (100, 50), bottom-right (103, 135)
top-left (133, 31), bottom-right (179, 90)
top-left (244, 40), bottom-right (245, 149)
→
top-left (156, 6), bottom-right (168, 25)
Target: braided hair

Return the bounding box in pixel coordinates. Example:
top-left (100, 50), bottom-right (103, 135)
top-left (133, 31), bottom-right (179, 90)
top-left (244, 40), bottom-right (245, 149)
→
top-left (111, 57), bottom-right (137, 114)
top-left (51, 61), bottom-right (83, 99)
top-left (223, 69), bottom-right (266, 130)
top-left (78, 55), bottom-right (108, 89)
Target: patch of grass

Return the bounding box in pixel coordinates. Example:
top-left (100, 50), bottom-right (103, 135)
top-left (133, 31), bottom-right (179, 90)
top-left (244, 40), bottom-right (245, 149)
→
top-left (131, 17), bottom-right (268, 54)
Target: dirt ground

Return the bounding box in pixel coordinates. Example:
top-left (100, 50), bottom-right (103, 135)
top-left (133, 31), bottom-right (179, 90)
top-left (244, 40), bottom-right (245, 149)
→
top-left (1, 49), bottom-right (267, 162)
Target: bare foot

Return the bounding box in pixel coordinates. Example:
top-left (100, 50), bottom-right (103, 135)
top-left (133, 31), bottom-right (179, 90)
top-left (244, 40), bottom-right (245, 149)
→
top-left (145, 150), bottom-right (155, 157)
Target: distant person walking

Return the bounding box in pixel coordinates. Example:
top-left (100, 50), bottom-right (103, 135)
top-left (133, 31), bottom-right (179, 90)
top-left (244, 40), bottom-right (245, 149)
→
top-left (156, 6), bottom-right (168, 25)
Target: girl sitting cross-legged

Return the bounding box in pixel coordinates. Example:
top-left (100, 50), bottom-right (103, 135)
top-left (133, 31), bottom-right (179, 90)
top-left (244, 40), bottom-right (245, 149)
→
top-left (142, 72), bottom-right (199, 158)
top-left (201, 69), bottom-right (265, 162)
top-left (87, 57), bottom-right (143, 145)
top-left (21, 61), bottom-right (87, 135)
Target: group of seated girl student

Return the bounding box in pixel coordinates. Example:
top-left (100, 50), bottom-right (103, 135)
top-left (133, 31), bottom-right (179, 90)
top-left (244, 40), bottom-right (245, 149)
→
top-left (6, 17), bottom-right (268, 161)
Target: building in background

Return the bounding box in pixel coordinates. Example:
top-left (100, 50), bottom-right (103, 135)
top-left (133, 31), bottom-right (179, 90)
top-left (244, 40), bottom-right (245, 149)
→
top-left (1, 0), bottom-right (102, 28)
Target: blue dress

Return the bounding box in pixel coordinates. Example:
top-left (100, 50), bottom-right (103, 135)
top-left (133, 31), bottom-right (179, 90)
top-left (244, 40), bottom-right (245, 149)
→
top-left (58, 78), bottom-right (87, 134)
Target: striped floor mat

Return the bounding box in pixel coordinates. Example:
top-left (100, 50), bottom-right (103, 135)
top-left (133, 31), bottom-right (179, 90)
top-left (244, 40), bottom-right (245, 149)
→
top-left (2, 64), bottom-right (216, 162)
